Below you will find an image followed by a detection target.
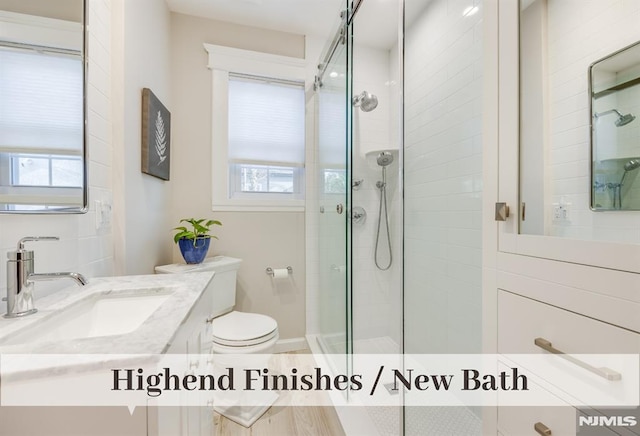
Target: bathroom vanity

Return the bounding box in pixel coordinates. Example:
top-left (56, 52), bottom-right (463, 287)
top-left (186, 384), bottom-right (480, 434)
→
top-left (487, 0), bottom-right (640, 435)
top-left (0, 271), bottom-right (217, 436)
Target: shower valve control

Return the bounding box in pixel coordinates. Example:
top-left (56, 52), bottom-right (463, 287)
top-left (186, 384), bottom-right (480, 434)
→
top-left (351, 207), bottom-right (367, 225)
top-left (336, 204), bottom-right (344, 215)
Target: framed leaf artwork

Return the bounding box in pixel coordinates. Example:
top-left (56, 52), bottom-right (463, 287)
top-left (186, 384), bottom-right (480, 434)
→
top-left (141, 88), bottom-right (171, 180)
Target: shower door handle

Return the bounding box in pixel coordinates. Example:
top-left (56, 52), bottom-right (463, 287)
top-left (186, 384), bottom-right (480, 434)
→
top-left (336, 204), bottom-right (344, 214)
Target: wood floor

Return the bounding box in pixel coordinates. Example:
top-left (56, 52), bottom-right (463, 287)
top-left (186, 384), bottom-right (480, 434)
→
top-left (214, 404), bottom-right (345, 436)
top-left (214, 350), bottom-right (346, 436)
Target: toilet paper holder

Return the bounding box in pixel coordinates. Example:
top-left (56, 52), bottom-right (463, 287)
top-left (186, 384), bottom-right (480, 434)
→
top-left (266, 266), bottom-right (293, 276)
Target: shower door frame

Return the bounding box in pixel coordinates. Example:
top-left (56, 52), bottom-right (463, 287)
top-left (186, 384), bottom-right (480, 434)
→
top-left (315, 2), bottom-right (354, 362)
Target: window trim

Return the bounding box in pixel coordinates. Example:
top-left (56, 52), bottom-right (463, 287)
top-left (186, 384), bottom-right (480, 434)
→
top-left (204, 43), bottom-right (307, 212)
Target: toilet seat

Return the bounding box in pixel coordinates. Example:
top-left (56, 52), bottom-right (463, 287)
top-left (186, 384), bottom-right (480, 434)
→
top-left (211, 311), bottom-right (278, 347)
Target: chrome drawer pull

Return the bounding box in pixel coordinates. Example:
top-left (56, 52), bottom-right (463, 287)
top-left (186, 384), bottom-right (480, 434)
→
top-left (534, 422), bottom-right (551, 435)
top-left (534, 337), bottom-right (622, 381)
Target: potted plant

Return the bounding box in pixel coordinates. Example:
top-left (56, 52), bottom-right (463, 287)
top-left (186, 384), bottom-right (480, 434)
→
top-left (173, 218), bottom-right (222, 264)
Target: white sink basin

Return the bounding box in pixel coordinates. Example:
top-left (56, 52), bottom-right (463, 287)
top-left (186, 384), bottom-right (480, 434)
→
top-left (4, 290), bottom-right (172, 345)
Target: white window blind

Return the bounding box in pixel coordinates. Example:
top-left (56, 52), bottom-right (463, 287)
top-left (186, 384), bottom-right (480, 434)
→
top-left (0, 46), bottom-right (83, 155)
top-left (228, 73), bottom-right (305, 167)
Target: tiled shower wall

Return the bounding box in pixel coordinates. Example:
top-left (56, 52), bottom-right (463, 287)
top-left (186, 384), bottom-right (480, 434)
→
top-left (404, 0), bottom-right (483, 354)
top-left (352, 44), bottom-right (402, 348)
top-left (0, 0), bottom-right (114, 312)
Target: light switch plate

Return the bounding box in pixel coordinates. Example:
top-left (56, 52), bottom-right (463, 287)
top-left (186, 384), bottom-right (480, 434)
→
top-left (95, 199), bottom-right (113, 230)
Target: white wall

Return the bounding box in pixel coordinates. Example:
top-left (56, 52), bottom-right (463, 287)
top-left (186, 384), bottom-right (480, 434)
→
top-left (0, 0), bottom-right (113, 313)
top-left (169, 13), bottom-right (307, 341)
top-left (404, 0), bottom-right (484, 354)
top-left (111, 0), bottom-right (173, 275)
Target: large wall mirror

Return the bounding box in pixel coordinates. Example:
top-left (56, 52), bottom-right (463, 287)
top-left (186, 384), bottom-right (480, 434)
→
top-left (0, 0), bottom-right (86, 213)
top-left (519, 0), bottom-right (640, 244)
top-left (590, 41), bottom-right (640, 211)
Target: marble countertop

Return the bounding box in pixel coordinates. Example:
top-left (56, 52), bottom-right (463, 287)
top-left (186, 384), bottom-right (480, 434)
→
top-left (0, 271), bottom-right (214, 355)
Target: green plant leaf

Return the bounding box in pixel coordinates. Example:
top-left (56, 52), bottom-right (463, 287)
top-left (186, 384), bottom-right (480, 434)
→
top-left (173, 217), bottom-right (222, 244)
top-left (174, 231), bottom-right (194, 243)
top-left (193, 223), bottom-right (207, 234)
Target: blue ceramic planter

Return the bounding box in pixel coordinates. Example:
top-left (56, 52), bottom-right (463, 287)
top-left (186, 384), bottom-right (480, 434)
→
top-left (178, 237), bottom-right (210, 264)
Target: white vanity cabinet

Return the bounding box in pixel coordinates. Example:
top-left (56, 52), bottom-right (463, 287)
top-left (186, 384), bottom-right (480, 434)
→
top-left (496, 290), bottom-right (640, 436)
top-left (152, 276), bottom-right (215, 436)
top-left (0, 273), bottom-right (217, 436)
top-left (484, 0), bottom-right (640, 435)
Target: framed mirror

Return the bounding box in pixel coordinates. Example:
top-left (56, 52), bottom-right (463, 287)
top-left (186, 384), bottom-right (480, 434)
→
top-left (0, 0), bottom-right (86, 213)
top-left (590, 40), bottom-right (640, 211)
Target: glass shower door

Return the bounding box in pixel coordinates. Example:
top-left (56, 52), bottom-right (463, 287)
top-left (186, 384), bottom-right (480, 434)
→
top-left (316, 30), bottom-right (351, 361)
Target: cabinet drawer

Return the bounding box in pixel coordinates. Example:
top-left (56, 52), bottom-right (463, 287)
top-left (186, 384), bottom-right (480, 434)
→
top-left (499, 405), bottom-right (623, 436)
top-left (498, 364), bottom-right (631, 436)
top-left (498, 290), bottom-right (640, 355)
top-left (499, 400), bottom-right (576, 435)
top-left (498, 290), bottom-right (640, 408)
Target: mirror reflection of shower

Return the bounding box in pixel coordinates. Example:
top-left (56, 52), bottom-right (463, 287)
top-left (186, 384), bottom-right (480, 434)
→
top-left (352, 90), bottom-right (378, 112)
top-left (374, 151), bottom-right (393, 270)
top-left (594, 109), bottom-right (636, 127)
top-left (612, 159), bottom-right (640, 209)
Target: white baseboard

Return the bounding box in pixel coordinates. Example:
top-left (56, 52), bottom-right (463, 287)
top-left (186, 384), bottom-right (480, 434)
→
top-left (274, 337), bottom-right (308, 353)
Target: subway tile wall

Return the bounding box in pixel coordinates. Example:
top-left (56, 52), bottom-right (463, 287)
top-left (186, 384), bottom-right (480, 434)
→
top-left (352, 44), bottom-right (402, 349)
top-left (0, 0), bottom-right (114, 312)
top-left (403, 0), bottom-right (484, 354)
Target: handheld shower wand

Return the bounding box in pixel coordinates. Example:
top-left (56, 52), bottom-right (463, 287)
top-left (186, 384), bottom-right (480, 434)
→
top-left (375, 152), bottom-right (394, 271)
top-left (613, 159), bottom-right (640, 209)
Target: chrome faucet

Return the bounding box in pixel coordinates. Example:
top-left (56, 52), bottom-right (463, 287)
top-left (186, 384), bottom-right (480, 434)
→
top-left (3, 237), bottom-right (88, 318)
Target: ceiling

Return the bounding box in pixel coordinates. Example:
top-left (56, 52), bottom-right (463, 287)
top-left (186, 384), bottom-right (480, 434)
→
top-left (165, 0), bottom-right (401, 49)
top-left (166, 0), bottom-right (343, 40)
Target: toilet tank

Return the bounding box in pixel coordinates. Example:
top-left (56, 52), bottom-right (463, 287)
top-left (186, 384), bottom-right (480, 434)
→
top-left (155, 256), bottom-right (242, 317)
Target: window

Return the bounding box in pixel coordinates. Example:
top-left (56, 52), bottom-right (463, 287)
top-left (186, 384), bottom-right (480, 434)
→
top-left (0, 44), bottom-right (83, 206)
top-left (228, 73), bottom-right (304, 200)
top-left (11, 154), bottom-right (83, 187)
top-left (205, 44), bottom-right (307, 211)
top-left (323, 169), bottom-right (347, 195)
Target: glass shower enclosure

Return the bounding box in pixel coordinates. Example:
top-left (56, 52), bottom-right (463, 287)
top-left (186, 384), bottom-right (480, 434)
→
top-left (313, 0), bottom-right (483, 434)
top-left (316, 2), bottom-right (352, 368)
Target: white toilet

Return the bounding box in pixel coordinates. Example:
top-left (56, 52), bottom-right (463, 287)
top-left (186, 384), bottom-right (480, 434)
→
top-left (155, 256), bottom-right (280, 427)
top-left (155, 256), bottom-right (279, 354)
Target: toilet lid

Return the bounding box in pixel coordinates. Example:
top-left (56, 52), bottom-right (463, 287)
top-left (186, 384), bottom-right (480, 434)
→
top-left (211, 311), bottom-right (278, 346)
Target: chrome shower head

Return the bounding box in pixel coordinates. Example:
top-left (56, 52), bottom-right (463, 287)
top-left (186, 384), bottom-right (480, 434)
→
top-left (624, 159), bottom-right (640, 172)
top-left (376, 151), bottom-right (394, 167)
top-left (616, 113), bottom-right (636, 127)
top-left (594, 109), bottom-right (636, 127)
top-left (352, 91), bottom-right (378, 112)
